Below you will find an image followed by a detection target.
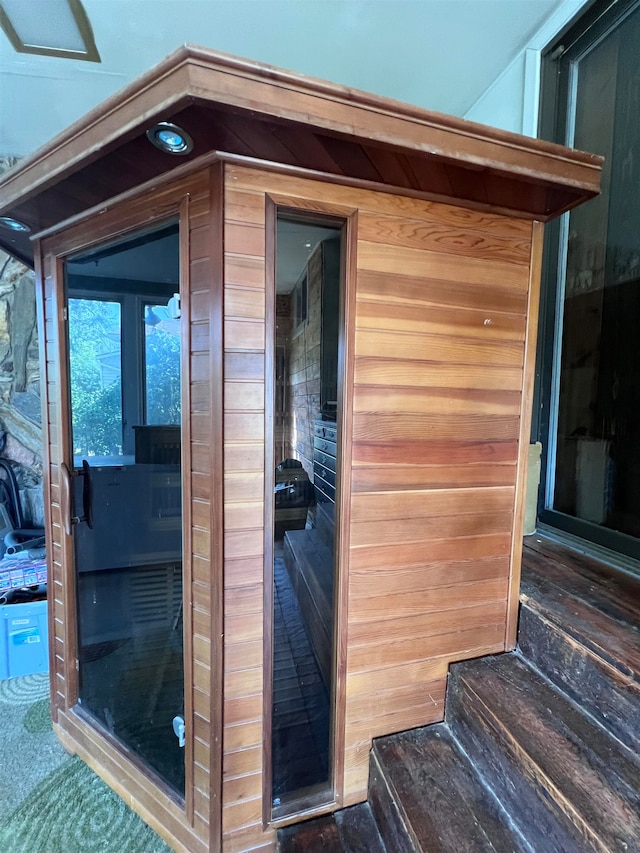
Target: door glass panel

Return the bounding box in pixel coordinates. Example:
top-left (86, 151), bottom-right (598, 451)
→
top-left (551, 4), bottom-right (640, 540)
top-left (271, 214), bottom-right (343, 816)
top-left (65, 223), bottom-right (185, 795)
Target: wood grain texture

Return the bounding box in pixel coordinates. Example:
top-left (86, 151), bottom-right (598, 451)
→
top-left (222, 168), bottom-right (274, 853)
top-left (0, 45), bottom-right (601, 270)
top-left (448, 653), bottom-right (640, 853)
top-left (520, 537), bottom-right (640, 757)
top-left (344, 173), bottom-right (533, 800)
top-left (370, 725), bottom-right (525, 853)
top-left (38, 147), bottom-right (547, 853)
top-left (223, 164), bottom-right (539, 835)
top-left (35, 244), bottom-right (60, 721)
top-left (505, 221), bottom-right (544, 649)
top-left (40, 169), bottom-right (221, 853)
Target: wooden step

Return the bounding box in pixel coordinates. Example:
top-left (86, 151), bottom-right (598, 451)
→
top-left (520, 538), bottom-right (640, 758)
top-left (369, 723), bottom-right (529, 853)
top-left (448, 654), bottom-right (640, 853)
top-left (277, 803), bottom-right (385, 852)
top-left (523, 537), bottom-right (640, 623)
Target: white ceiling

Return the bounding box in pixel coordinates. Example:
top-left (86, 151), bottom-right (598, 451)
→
top-left (0, 0), bottom-right (569, 159)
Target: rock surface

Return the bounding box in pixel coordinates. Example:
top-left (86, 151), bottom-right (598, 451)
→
top-left (0, 153), bottom-right (42, 526)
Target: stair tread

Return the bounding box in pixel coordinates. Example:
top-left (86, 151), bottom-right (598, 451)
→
top-left (452, 653), bottom-right (640, 850)
top-left (278, 804), bottom-right (384, 853)
top-left (521, 566), bottom-right (640, 681)
top-left (523, 537), bottom-right (640, 636)
top-left (524, 537), bottom-right (640, 615)
top-left (373, 723), bottom-right (527, 852)
top-left (518, 602), bottom-right (640, 759)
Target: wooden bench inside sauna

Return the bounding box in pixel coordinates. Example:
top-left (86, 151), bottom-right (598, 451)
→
top-left (0, 46), bottom-right (601, 853)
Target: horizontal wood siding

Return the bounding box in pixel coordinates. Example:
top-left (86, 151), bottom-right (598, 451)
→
top-left (223, 164), bottom-right (535, 838)
top-left (345, 195), bottom-right (532, 799)
top-left (222, 170), bottom-right (273, 853)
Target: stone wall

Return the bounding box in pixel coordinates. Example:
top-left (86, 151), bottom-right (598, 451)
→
top-left (0, 155), bottom-right (43, 527)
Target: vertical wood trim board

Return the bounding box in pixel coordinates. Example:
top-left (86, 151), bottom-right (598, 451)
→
top-left (505, 220), bottom-right (545, 649)
top-left (34, 244), bottom-right (60, 721)
top-left (207, 161), bottom-right (226, 850)
top-left (261, 196), bottom-right (277, 827)
top-left (221, 166), bottom-right (272, 853)
top-left (222, 164), bottom-right (537, 849)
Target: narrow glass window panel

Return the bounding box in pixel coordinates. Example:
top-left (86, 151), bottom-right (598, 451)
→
top-left (68, 298), bottom-right (123, 461)
top-left (144, 302), bottom-right (181, 425)
top-left (271, 214), bottom-right (343, 817)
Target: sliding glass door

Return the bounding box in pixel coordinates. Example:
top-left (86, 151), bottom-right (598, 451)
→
top-left (538, 0), bottom-right (640, 562)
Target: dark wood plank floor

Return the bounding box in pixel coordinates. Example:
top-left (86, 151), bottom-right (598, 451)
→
top-left (521, 535), bottom-right (640, 678)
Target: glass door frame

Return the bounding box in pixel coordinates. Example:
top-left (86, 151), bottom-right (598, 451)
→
top-left (535, 0), bottom-right (640, 564)
top-left (39, 187), bottom-right (201, 820)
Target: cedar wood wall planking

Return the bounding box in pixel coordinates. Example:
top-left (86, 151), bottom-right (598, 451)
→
top-left (37, 168), bottom-right (221, 853)
top-left (222, 163), bottom-right (539, 850)
top-left (34, 157), bottom-right (540, 853)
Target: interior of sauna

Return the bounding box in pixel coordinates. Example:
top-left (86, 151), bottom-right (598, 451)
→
top-left (65, 222), bottom-right (186, 796)
top-left (271, 214), bottom-right (343, 815)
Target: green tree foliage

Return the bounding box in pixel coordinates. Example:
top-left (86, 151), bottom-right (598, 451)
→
top-left (68, 298), bottom-right (122, 457)
top-left (68, 298), bottom-right (181, 458)
top-left (145, 315), bottom-right (181, 426)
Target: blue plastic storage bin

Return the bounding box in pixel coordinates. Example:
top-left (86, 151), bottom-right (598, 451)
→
top-left (0, 599), bottom-right (49, 679)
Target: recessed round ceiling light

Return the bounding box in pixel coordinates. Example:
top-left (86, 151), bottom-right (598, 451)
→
top-left (146, 122), bottom-right (194, 155)
top-left (0, 216), bottom-right (30, 233)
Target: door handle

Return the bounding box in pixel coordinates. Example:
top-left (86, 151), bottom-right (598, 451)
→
top-left (81, 459), bottom-right (94, 530)
top-left (59, 460), bottom-right (94, 534)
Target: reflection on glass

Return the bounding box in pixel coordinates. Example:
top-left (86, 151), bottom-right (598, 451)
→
top-left (271, 215), bottom-right (342, 814)
top-left (553, 5), bottom-right (640, 539)
top-left (69, 298), bottom-right (123, 458)
top-left (66, 223), bottom-right (185, 795)
top-left (145, 303), bottom-right (181, 425)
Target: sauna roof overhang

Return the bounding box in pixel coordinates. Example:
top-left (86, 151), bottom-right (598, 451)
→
top-left (0, 45), bottom-right (602, 267)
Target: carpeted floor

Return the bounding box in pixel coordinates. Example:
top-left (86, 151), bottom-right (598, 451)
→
top-left (0, 673), bottom-right (171, 853)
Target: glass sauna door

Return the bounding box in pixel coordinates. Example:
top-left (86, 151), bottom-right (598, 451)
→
top-left (64, 223), bottom-right (185, 795)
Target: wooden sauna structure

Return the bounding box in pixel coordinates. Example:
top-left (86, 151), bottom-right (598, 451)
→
top-left (0, 48), bottom-right (601, 853)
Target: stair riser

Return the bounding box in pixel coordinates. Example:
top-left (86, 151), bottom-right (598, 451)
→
top-left (519, 604), bottom-right (640, 760)
top-left (368, 751), bottom-right (419, 853)
top-left (447, 672), bottom-right (602, 853)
